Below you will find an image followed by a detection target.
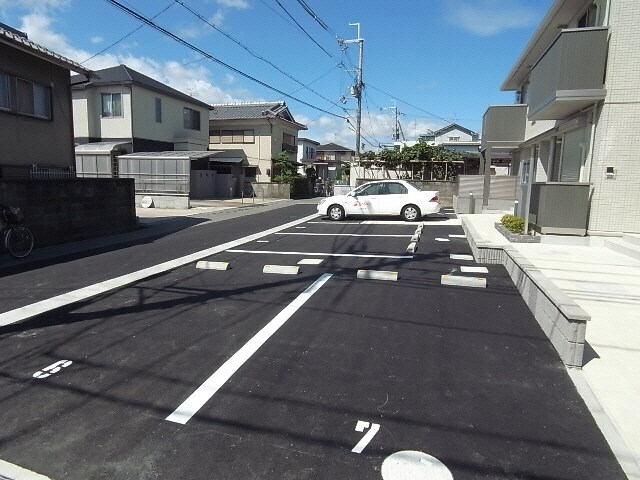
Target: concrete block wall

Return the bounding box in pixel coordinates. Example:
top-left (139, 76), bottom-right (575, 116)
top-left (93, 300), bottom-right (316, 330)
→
top-left (461, 216), bottom-right (588, 367)
top-left (249, 182), bottom-right (291, 199)
top-left (0, 178), bottom-right (137, 248)
top-left (135, 194), bottom-right (189, 209)
top-left (502, 248), bottom-right (587, 367)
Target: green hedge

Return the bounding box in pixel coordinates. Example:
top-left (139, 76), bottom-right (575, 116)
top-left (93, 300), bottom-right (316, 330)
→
top-left (290, 177), bottom-right (311, 199)
top-left (500, 214), bottom-right (525, 234)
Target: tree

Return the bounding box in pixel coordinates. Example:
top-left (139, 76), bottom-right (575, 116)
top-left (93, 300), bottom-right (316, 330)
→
top-left (356, 140), bottom-right (461, 181)
top-left (272, 151), bottom-right (298, 183)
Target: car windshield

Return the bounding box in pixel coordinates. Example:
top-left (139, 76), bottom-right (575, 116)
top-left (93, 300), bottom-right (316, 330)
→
top-left (351, 184), bottom-right (371, 195)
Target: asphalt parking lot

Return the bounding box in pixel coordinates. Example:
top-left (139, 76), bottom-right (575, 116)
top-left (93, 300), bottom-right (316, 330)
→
top-left (0, 207), bottom-right (627, 479)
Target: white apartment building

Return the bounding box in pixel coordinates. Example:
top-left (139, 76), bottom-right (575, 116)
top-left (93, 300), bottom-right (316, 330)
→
top-left (481, 0), bottom-right (639, 235)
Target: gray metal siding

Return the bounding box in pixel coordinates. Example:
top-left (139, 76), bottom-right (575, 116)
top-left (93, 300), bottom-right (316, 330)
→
top-left (528, 28), bottom-right (608, 118)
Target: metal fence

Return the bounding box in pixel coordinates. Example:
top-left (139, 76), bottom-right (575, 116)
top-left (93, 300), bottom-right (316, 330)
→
top-left (118, 157), bottom-right (190, 195)
top-left (29, 166), bottom-right (76, 179)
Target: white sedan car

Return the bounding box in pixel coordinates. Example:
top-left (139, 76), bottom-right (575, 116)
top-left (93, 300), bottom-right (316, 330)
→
top-left (317, 180), bottom-right (440, 221)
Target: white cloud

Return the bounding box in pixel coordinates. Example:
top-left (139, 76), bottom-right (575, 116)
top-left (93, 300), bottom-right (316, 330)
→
top-left (217, 0), bottom-right (249, 9)
top-left (0, 0), bottom-right (69, 10)
top-left (208, 9), bottom-right (225, 26)
top-left (20, 12), bottom-right (80, 55)
top-left (443, 0), bottom-right (539, 36)
top-left (90, 36), bottom-right (103, 44)
top-left (16, 10), bottom-right (245, 105)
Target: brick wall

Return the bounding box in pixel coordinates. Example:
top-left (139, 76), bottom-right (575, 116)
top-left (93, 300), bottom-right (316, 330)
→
top-left (0, 178), bottom-right (137, 248)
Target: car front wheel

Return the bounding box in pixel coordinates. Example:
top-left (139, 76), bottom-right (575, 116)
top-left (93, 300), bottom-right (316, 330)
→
top-left (401, 204), bottom-right (421, 222)
top-left (328, 204), bottom-right (345, 221)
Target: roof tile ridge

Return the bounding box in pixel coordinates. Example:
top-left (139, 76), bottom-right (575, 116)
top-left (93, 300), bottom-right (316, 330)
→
top-left (211, 101), bottom-right (282, 107)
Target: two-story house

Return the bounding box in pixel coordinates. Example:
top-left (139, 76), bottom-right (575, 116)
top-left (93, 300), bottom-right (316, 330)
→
top-left (0, 24), bottom-right (138, 245)
top-left (71, 65), bottom-right (211, 177)
top-left (418, 124), bottom-right (493, 175)
top-left (0, 23), bottom-right (91, 178)
top-left (481, 0), bottom-right (638, 235)
top-left (297, 137), bottom-right (320, 175)
top-left (315, 143), bottom-right (354, 183)
top-left (208, 101), bottom-right (307, 188)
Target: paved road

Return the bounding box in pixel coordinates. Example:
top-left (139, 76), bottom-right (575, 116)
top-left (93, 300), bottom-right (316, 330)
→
top-left (0, 205), bottom-right (627, 479)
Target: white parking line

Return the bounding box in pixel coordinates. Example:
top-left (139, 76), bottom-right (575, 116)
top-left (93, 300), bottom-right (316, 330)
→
top-left (307, 221), bottom-right (363, 225)
top-left (166, 273), bottom-right (333, 425)
top-left (0, 214), bottom-right (320, 327)
top-left (226, 249), bottom-right (413, 259)
top-left (276, 232), bottom-right (412, 238)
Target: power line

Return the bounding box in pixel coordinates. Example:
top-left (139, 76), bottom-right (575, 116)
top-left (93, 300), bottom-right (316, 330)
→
top-left (80, 1), bottom-right (174, 64)
top-left (273, 0), bottom-right (334, 58)
top-left (363, 94), bottom-right (381, 147)
top-left (174, 0), bottom-right (345, 112)
top-left (367, 83), bottom-right (454, 124)
top-left (103, 0), bottom-right (347, 119)
top-left (288, 63), bottom-right (342, 96)
top-left (294, 0), bottom-right (338, 38)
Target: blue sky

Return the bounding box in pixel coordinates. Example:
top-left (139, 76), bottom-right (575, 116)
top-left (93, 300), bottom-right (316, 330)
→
top-left (0, 0), bottom-right (553, 150)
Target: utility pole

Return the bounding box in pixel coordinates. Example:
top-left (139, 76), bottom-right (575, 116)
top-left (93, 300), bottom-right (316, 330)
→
top-left (339, 23), bottom-right (364, 156)
top-left (383, 102), bottom-right (404, 142)
top-left (380, 100), bottom-right (400, 142)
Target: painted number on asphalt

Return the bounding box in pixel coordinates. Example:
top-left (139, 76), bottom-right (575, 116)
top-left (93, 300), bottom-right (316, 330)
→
top-left (33, 360), bottom-right (73, 379)
top-left (351, 420), bottom-right (381, 453)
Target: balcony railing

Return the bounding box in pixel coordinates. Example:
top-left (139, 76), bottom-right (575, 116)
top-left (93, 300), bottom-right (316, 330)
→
top-left (281, 143), bottom-right (297, 154)
top-left (528, 27), bottom-right (608, 121)
top-left (481, 104), bottom-right (527, 151)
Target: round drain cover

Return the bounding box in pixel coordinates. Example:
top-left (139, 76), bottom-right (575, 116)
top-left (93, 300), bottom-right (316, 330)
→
top-left (381, 450), bottom-right (453, 480)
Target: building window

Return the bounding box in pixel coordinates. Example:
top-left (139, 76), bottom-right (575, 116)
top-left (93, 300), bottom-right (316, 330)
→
top-left (209, 129), bottom-right (255, 143)
top-left (304, 146), bottom-right (316, 160)
top-left (16, 78), bottom-right (51, 119)
top-left (183, 107), bottom-right (200, 130)
top-left (101, 92), bottom-right (122, 117)
top-left (577, 4), bottom-right (598, 28)
top-left (0, 72), bottom-right (9, 110)
top-left (283, 133), bottom-right (296, 146)
top-left (449, 136), bottom-right (460, 141)
top-left (155, 97), bottom-right (162, 123)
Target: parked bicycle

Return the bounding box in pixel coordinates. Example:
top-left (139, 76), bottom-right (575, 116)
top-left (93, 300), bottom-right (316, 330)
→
top-left (1, 205), bottom-right (34, 258)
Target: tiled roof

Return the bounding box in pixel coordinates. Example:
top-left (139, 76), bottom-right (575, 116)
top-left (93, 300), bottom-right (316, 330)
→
top-left (429, 123), bottom-right (477, 136)
top-left (209, 101), bottom-right (306, 129)
top-left (0, 23), bottom-right (90, 75)
top-left (317, 143), bottom-right (355, 153)
top-left (71, 65), bottom-right (211, 109)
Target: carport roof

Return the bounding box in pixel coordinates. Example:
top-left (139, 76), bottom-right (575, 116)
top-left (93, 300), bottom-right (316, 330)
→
top-left (75, 142), bottom-right (132, 154)
top-left (117, 151), bottom-right (218, 160)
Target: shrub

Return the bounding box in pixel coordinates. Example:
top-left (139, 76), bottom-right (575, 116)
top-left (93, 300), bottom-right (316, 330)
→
top-left (500, 214), bottom-right (525, 234)
top-left (289, 176), bottom-right (311, 199)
